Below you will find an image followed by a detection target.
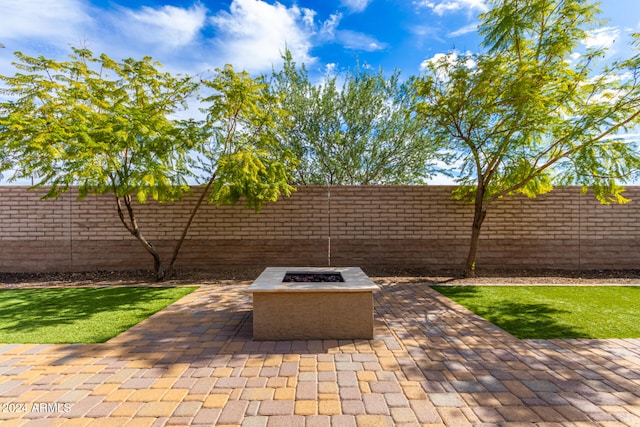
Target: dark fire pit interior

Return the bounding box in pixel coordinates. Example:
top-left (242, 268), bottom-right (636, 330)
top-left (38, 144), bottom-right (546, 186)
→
top-left (283, 272), bottom-right (345, 282)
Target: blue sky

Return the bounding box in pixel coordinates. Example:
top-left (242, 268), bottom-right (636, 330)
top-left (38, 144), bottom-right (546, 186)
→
top-left (1, 0), bottom-right (639, 80)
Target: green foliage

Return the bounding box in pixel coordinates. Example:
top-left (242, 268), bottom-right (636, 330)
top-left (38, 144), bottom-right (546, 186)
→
top-left (271, 50), bottom-right (437, 185)
top-left (0, 286), bottom-right (197, 344)
top-left (198, 65), bottom-right (296, 211)
top-left (433, 286), bottom-right (640, 339)
top-left (417, 0), bottom-right (640, 206)
top-left (0, 48), bottom-right (198, 201)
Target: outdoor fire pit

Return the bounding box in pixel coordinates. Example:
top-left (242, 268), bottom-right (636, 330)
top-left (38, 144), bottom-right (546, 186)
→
top-left (248, 267), bottom-right (379, 340)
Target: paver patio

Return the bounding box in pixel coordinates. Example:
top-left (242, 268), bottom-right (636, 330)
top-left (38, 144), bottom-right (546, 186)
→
top-left (0, 279), bottom-right (639, 426)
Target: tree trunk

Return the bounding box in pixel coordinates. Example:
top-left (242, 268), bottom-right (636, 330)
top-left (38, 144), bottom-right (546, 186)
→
top-left (464, 195), bottom-right (487, 279)
top-left (150, 250), bottom-right (165, 281)
top-left (166, 176), bottom-right (216, 278)
top-left (115, 195), bottom-right (165, 281)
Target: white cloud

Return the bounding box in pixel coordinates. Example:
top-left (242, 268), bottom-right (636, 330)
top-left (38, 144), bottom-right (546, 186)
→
top-left (301, 8), bottom-right (316, 28)
top-left (341, 0), bottom-right (372, 13)
top-left (210, 0), bottom-right (315, 73)
top-left (420, 52), bottom-right (445, 72)
top-left (448, 22), bottom-right (478, 37)
top-left (0, 0), bottom-right (92, 44)
top-left (321, 13), bottom-right (343, 40)
top-left (336, 30), bottom-right (388, 52)
top-left (324, 63), bottom-right (337, 76)
top-left (409, 24), bottom-right (446, 46)
top-left (118, 4), bottom-right (207, 49)
top-left (426, 172), bottom-right (456, 185)
top-left (414, 1), bottom-right (436, 9)
top-left (315, 10), bottom-right (385, 53)
top-left (0, 1), bottom-right (209, 76)
top-left (416, 0), bottom-right (487, 16)
top-left (583, 27), bottom-right (620, 50)
top-left (420, 51), bottom-right (475, 74)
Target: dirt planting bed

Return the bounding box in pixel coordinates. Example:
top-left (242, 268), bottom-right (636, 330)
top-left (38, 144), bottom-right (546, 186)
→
top-left (1, 267), bottom-right (640, 288)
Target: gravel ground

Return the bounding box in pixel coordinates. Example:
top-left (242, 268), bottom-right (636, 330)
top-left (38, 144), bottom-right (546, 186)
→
top-left (1, 267), bottom-right (640, 288)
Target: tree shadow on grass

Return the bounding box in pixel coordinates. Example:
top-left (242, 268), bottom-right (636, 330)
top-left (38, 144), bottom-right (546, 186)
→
top-left (431, 286), bottom-right (586, 339)
top-left (0, 287), bottom-right (195, 343)
top-left (479, 301), bottom-right (586, 339)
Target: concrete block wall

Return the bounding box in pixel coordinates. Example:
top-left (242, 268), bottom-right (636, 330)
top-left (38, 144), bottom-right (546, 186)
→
top-left (1, 185), bottom-right (639, 273)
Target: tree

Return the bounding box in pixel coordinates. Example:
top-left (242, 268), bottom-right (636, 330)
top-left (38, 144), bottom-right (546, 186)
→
top-left (0, 49), bottom-right (295, 280)
top-left (167, 64), bottom-right (296, 274)
top-left (0, 48), bottom-right (198, 279)
top-left (415, 0), bottom-right (640, 277)
top-left (271, 51), bottom-right (437, 185)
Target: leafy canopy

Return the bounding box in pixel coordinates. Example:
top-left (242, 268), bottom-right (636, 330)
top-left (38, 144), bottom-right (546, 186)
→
top-left (0, 48), bottom-right (199, 203)
top-left (416, 0), bottom-right (640, 206)
top-left (271, 50), bottom-right (437, 185)
top-left (197, 64), bottom-right (296, 211)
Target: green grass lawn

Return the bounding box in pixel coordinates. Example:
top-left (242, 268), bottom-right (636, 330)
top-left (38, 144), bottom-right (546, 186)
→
top-left (431, 286), bottom-right (640, 339)
top-left (0, 286), bottom-right (197, 344)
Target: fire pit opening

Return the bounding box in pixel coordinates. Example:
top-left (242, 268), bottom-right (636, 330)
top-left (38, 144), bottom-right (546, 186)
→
top-left (283, 272), bottom-right (344, 283)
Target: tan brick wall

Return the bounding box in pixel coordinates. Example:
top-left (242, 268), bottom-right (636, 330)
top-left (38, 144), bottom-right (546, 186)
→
top-left (1, 185), bottom-right (639, 273)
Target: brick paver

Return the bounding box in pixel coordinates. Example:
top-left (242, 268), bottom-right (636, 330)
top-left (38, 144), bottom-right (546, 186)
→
top-left (1, 280), bottom-right (639, 425)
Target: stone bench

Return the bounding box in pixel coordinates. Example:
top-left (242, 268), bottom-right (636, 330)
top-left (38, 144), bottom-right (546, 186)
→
top-left (248, 267), bottom-right (379, 340)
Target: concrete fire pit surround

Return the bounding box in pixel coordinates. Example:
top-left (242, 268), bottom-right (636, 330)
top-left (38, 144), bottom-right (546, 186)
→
top-left (248, 267), bottom-right (379, 340)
